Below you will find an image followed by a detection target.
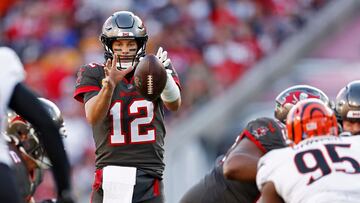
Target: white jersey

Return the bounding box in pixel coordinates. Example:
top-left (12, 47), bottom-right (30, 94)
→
top-left (257, 135), bottom-right (360, 203)
top-left (0, 47), bottom-right (25, 165)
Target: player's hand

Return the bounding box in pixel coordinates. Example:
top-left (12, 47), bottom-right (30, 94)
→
top-left (156, 47), bottom-right (171, 68)
top-left (103, 53), bottom-right (133, 88)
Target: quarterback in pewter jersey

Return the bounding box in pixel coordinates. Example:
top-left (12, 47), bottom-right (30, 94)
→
top-left (74, 11), bottom-right (181, 203)
top-left (257, 99), bottom-right (360, 203)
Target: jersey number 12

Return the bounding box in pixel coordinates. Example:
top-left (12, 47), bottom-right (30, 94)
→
top-left (109, 100), bottom-right (155, 144)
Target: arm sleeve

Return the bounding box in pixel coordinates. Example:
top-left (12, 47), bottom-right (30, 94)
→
top-left (9, 83), bottom-right (71, 195)
top-left (165, 63), bottom-right (181, 90)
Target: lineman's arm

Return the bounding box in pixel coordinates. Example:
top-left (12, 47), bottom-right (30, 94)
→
top-left (223, 137), bottom-right (263, 181)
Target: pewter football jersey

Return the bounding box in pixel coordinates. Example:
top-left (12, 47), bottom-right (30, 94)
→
top-left (0, 47), bottom-right (25, 165)
top-left (74, 62), bottom-right (180, 179)
top-left (257, 135), bottom-right (360, 203)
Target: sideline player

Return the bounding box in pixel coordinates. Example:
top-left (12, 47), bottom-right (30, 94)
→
top-left (257, 99), bottom-right (360, 203)
top-left (0, 47), bottom-right (74, 202)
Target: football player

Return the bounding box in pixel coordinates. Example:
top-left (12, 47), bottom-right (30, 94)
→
top-left (73, 11), bottom-right (181, 203)
top-left (5, 98), bottom-right (66, 203)
top-left (274, 84), bottom-right (330, 123)
top-left (179, 117), bottom-right (287, 203)
top-left (257, 99), bottom-right (360, 203)
top-left (335, 80), bottom-right (360, 135)
top-left (0, 47), bottom-right (73, 203)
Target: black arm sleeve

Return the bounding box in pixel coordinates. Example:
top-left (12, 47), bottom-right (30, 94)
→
top-left (8, 83), bottom-right (71, 195)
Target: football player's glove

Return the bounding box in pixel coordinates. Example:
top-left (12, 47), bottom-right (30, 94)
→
top-left (156, 47), bottom-right (171, 68)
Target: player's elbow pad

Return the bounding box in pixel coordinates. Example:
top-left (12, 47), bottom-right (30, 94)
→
top-left (161, 74), bottom-right (180, 103)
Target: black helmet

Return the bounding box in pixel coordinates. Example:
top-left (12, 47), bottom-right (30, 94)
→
top-left (275, 85), bottom-right (330, 123)
top-left (38, 98), bottom-right (65, 132)
top-left (335, 80), bottom-right (360, 122)
top-left (100, 11), bottom-right (148, 68)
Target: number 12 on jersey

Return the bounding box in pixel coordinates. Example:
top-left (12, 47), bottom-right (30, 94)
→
top-left (109, 100), bottom-right (155, 144)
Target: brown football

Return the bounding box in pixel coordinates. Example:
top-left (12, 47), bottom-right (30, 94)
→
top-left (134, 54), bottom-right (167, 101)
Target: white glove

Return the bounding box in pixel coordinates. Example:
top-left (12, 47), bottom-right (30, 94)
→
top-left (156, 47), bottom-right (171, 68)
top-left (155, 47), bottom-right (180, 102)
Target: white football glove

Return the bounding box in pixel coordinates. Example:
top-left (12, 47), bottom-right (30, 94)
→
top-left (156, 47), bottom-right (171, 68)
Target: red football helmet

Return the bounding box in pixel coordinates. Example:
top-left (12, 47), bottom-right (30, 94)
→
top-left (286, 99), bottom-right (338, 144)
top-left (275, 85), bottom-right (330, 123)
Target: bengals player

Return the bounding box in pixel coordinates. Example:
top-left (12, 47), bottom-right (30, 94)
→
top-left (257, 99), bottom-right (360, 203)
top-left (74, 11), bottom-right (181, 203)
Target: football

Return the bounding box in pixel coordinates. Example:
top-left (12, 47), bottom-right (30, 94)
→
top-left (134, 54), bottom-right (167, 101)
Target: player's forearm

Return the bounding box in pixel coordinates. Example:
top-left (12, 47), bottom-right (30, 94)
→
top-left (85, 84), bottom-right (114, 125)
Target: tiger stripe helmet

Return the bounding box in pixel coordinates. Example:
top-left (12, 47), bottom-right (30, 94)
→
top-left (286, 98), bottom-right (338, 144)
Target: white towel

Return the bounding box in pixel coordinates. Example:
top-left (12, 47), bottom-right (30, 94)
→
top-left (102, 166), bottom-right (137, 203)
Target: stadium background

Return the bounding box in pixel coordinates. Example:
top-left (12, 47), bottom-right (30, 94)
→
top-left (1, 0), bottom-right (359, 202)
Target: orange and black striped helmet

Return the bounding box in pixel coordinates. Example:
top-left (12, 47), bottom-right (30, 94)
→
top-left (286, 98), bottom-right (338, 144)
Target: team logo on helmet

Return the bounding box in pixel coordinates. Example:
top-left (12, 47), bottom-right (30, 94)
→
top-left (252, 126), bottom-right (269, 138)
top-left (280, 91), bottom-right (320, 107)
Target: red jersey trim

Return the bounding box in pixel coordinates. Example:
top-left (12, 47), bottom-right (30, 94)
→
top-left (74, 86), bottom-right (101, 103)
top-left (173, 76), bottom-right (182, 91)
top-left (153, 178), bottom-right (160, 196)
top-left (242, 130), bottom-right (267, 153)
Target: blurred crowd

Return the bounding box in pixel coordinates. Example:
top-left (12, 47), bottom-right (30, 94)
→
top-left (0, 0), bottom-right (329, 202)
